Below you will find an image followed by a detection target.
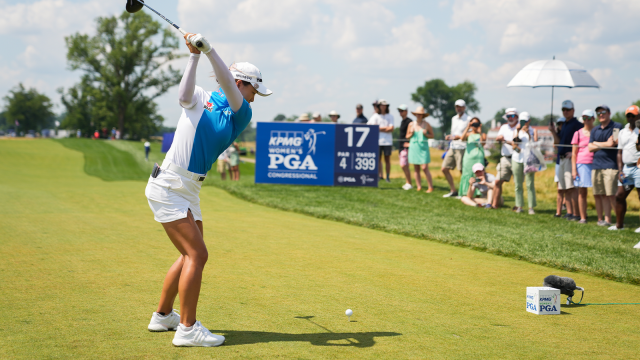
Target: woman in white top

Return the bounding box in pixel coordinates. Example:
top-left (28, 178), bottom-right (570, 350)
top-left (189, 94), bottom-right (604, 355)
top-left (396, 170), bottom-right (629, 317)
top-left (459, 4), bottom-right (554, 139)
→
top-left (511, 112), bottom-right (538, 214)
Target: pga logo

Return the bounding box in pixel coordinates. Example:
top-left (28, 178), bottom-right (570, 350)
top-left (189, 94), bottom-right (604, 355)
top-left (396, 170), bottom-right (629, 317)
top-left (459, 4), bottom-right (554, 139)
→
top-left (338, 176), bottom-right (356, 183)
top-left (268, 154), bottom-right (318, 170)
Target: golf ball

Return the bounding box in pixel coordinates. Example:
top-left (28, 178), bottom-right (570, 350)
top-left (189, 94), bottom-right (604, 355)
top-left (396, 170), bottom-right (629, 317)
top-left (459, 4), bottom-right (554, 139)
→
top-left (345, 309), bottom-right (353, 316)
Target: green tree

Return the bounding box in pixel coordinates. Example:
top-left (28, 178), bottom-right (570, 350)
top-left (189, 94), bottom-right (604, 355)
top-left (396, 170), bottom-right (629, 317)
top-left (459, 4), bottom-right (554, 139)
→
top-left (0, 111), bottom-right (6, 131)
top-left (3, 83), bottom-right (55, 133)
top-left (273, 114), bottom-right (286, 122)
top-left (59, 78), bottom-right (110, 136)
top-left (61, 11), bottom-right (183, 139)
top-left (411, 79), bottom-right (480, 137)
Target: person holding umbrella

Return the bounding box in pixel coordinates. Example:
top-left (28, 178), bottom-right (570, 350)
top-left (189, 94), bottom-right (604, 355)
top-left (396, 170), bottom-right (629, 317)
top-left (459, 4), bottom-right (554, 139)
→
top-left (549, 100), bottom-right (583, 220)
top-left (406, 106), bottom-right (434, 192)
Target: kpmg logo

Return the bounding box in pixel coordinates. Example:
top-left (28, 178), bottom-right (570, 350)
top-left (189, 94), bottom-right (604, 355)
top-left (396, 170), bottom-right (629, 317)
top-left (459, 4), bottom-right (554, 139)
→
top-left (267, 130), bottom-right (324, 171)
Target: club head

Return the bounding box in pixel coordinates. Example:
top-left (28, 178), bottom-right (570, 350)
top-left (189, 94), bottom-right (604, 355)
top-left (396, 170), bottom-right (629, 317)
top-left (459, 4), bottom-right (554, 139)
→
top-left (126, 0), bottom-right (144, 13)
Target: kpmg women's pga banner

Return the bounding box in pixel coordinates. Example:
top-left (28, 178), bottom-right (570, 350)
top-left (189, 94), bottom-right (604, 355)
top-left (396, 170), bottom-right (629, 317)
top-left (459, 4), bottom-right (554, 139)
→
top-left (255, 122), bottom-right (379, 187)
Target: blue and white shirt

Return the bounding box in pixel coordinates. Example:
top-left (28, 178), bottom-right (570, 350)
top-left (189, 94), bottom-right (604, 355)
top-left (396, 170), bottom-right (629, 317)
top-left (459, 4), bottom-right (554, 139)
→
top-left (166, 86), bottom-right (252, 175)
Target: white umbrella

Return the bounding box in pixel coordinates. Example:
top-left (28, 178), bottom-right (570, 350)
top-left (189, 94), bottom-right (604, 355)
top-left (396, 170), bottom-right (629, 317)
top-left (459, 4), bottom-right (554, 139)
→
top-left (507, 57), bottom-right (600, 122)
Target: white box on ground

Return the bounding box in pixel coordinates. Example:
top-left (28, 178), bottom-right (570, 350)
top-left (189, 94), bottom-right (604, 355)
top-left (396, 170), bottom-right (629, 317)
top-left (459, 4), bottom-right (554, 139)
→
top-left (526, 287), bottom-right (561, 315)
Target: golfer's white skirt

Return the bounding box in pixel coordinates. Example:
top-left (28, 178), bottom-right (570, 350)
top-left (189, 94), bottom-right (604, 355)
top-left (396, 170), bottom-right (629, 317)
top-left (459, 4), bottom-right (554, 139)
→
top-left (145, 164), bottom-right (203, 223)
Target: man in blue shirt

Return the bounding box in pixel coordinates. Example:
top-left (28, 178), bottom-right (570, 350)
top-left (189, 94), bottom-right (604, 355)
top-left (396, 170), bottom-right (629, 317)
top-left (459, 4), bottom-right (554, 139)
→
top-left (549, 100), bottom-right (583, 220)
top-left (588, 104), bottom-right (622, 226)
top-left (352, 104), bottom-right (368, 124)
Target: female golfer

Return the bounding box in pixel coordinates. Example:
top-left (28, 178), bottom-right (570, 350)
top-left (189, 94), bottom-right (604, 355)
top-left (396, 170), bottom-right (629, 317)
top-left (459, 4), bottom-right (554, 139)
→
top-left (144, 33), bottom-right (271, 347)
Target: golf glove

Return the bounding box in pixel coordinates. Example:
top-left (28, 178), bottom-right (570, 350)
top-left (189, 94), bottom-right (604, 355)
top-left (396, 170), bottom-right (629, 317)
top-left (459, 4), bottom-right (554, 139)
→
top-left (189, 34), bottom-right (212, 54)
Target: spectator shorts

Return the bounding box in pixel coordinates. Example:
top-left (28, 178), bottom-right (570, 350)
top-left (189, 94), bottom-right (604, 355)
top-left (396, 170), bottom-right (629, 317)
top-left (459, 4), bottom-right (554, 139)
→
top-left (379, 145), bottom-right (392, 157)
top-left (496, 156), bottom-right (512, 182)
top-left (399, 148), bottom-right (409, 167)
top-left (574, 163), bottom-right (592, 188)
top-left (618, 165), bottom-right (640, 188)
top-left (556, 157), bottom-right (574, 190)
top-left (443, 149), bottom-right (464, 171)
top-left (592, 168), bottom-right (618, 196)
top-left (216, 160), bottom-right (229, 173)
top-left (145, 165), bottom-right (203, 223)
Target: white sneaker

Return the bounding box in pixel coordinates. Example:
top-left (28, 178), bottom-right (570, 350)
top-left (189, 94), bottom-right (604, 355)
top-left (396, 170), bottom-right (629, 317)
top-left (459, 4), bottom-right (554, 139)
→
top-left (635, 228), bottom-right (640, 234)
top-left (402, 183), bottom-right (413, 190)
top-left (634, 241), bottom-right (640, 249)
top-left (608, 225), bottom-right (624, 231)
top-left (172, 321), bottom-right (225, 347)
top-left (148, 310), bottom-right (180, 332)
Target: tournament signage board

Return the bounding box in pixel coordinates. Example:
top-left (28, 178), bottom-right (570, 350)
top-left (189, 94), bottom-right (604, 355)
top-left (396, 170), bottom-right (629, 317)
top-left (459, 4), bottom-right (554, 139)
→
top-left (255, 122), bottom-right (379, 187)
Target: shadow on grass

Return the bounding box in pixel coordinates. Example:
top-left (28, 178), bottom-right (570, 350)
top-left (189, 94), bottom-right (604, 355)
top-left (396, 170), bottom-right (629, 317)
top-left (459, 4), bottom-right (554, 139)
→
top-left (210, 330), bottom-right (402, 347)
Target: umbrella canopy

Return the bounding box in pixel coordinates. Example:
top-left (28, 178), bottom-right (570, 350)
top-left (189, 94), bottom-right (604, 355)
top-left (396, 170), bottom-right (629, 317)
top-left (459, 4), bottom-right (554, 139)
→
top-left (507, 59), bottom-right (600, 88)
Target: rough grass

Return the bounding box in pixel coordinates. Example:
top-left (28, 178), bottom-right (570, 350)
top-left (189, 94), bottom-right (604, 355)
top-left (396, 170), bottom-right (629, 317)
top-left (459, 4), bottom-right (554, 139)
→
top-left (2, 139), bottom-right (640, 359)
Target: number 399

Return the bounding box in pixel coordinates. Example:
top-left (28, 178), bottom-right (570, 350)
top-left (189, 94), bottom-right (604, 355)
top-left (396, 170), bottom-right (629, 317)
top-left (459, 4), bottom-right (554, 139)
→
top-left (355, 157), bottom-right (376, 170)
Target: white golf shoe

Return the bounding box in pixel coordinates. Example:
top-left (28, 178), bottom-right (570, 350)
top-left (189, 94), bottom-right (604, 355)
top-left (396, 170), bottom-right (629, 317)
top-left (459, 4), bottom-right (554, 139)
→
top-left (148, 310), bottom-right (180, 332)
top-left (172, 321), bottom-right (225, 347)
top-left (402, 183), bottom-right (413, 190)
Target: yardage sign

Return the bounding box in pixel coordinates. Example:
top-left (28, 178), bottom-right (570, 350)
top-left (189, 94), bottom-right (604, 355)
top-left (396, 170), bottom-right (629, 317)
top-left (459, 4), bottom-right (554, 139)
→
top-left (255, 122), bottom-right (379, 187)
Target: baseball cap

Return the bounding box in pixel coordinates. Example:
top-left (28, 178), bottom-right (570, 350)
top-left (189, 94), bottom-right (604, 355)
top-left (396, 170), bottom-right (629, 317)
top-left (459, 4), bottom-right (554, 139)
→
top-left (561, 100), bottom-right (574, 109)
top-left (557, 117), bottom-right (566, 123)
top-left (312, 112), bottom-right (321, 118)
top-left (625, 105), bottom-right (639, 115)
top-left (397, 104), bottom-right (408, 111)
top-left (229, 62), bottom-right (272, 97)
top-left (328, 110), bottom-right (340, 118)
top-left (595, 104), bottom-right (611, 113)
top-left (519, 111), bottom-right (530, 121)
top-left (455, 99), bottom-right (466, 107)
top-left (582, 109), bottom-right (595, 118)
top-left (472, 163), bottom-right (485, 173)
top-left (356, 104), bottom-right (363, 109)
top-left (378, 99), bottom-right (389, 106)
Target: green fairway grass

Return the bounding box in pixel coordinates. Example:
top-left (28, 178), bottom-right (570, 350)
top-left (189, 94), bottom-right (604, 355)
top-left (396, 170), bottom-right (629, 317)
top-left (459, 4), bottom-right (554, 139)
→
top-left (212, 175), bottom-right (640, 285)
top-left (2, 139), bottom-right (640, 359)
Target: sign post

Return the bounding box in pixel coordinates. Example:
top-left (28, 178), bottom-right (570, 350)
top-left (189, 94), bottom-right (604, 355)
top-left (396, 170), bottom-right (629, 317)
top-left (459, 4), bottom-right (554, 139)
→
top-left (255, 122), bottom-right (379, 187)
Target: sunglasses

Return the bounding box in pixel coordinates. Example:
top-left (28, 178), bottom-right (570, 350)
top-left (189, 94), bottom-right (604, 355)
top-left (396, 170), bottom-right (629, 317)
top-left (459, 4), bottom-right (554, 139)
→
top-left (506, 114), bottom-right (517, 119)
top-left (582, 116), bottom-right (594, 120)
top-left (627, 113), bottom-right (636, 118)
top-left (562, 108), bottom-right (572, 112)
top-left (597, 111), bottom-right (608, 115)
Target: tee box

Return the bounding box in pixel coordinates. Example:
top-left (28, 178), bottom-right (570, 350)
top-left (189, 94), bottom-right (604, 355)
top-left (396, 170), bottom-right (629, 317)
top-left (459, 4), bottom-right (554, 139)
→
top-left (526, 287), bottom-right (561, 315)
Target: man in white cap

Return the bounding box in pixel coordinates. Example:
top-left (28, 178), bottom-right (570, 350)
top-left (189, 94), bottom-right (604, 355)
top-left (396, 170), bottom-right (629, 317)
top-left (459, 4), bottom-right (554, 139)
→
top-left (397, 104), bottom-right (413, 190)
top-left (492, 108), bottom-right (519, 209)
top-left (311, 112), bottom-right (322, 123)
top-left (328, 111), bottom-right (340, 123)
top-left (368, 99), bottom-right (394, 182)
top-left (549, 100), bottom-right (583, 221)
top-left (442, 99), bottom-right (470, 198)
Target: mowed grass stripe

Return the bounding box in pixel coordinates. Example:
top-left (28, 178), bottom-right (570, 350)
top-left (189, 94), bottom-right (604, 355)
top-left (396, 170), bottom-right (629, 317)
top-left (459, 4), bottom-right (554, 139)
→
top-left (1, 139), bottom-right (640, 359)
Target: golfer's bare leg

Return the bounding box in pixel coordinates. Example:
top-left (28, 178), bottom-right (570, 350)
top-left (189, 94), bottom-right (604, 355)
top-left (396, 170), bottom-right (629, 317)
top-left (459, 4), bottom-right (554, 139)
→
top-left (157, 220), bottom-right (203, 315)
top-left (492, 180), bottom-right (504, 208)
top-left (556, 189), bottom-right (563, 215)
top-left (384, 155), bottom-right (391, 178)
top-left (162, 213), bottom-right (207, 327)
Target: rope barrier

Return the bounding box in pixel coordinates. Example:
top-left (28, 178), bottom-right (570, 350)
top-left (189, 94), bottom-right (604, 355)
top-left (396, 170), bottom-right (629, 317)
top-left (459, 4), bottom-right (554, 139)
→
top-left (392, 139), bottom-right (623, 150)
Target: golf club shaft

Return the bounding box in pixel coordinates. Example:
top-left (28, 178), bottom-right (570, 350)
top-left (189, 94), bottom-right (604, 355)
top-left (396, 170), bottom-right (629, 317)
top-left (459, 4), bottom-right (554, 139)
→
top-left (135, 0), bottom-right (202, 47)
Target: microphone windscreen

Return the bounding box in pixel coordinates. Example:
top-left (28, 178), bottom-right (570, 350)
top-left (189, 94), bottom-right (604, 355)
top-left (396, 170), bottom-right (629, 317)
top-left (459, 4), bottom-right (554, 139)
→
top-left (543, 275), bottom-right (577, 297)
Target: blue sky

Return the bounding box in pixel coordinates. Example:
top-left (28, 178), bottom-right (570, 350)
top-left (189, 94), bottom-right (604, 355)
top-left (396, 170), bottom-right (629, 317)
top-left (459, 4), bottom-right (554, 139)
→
top-left (1, 0), bottom-right (639, 129)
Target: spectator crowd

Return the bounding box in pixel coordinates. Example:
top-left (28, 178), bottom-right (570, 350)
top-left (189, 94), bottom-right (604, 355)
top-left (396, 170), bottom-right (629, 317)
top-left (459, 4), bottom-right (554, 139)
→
top-left (297, 98), bottom-right (640, 247)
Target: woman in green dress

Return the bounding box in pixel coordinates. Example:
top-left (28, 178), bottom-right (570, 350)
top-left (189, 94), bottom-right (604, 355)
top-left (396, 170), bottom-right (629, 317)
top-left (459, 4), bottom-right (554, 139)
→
top-left (458, 117), bottom-right (487, 196)
top-left (406, 106), bottom-right (435, 192)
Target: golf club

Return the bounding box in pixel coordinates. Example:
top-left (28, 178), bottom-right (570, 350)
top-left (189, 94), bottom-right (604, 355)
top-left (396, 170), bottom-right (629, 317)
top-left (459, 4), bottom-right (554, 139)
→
top-left (125, 0), bottom-right (202, 48)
